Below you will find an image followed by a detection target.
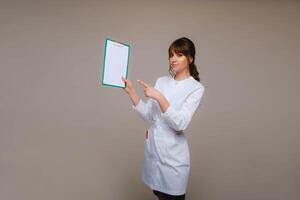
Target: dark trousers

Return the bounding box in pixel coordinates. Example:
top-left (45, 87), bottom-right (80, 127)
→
top-left (153, 190), bottom-right (185, 200)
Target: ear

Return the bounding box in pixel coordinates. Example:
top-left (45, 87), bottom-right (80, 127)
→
top-left (188, 56), bottom-right (193, 64)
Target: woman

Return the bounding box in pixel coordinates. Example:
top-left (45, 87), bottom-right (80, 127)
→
top-left (122, 37), bottom-right (205, 200)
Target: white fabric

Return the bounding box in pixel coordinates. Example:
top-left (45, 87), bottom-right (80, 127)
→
top-left (132, 75), bottom-right (205, 195)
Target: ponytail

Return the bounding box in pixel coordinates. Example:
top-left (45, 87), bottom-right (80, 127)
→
top-left (189, 62), bottom-right (200, 82)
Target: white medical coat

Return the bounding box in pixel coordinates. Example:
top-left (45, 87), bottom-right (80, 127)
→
top-left (132, 75), bottom-right (205, 195)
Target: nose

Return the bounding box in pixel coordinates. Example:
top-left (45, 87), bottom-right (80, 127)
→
top-left (170, 56), bottom-right (177, 62)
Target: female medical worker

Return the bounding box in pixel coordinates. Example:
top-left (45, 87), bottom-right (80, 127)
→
top-left (122, 37), bottom-right (205, 200)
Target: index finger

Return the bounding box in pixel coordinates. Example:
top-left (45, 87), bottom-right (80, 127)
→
top-left (137, 79), bottom-right (149, 88)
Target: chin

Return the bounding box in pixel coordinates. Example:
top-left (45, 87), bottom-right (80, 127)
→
top-left (171, 66), bottom-right (178, 70)
top-left (172, 68), bottom-right (181, 72)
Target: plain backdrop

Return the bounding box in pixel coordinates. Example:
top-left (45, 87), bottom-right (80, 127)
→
top-left (1, 0), bottom-right (299, 200)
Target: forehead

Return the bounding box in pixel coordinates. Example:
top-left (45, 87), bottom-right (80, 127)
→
top-left (169, 43), bottom-right (186, 54)
top-left (170, 49), bottom-right (183, 55)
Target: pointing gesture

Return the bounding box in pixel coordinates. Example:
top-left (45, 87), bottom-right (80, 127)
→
top-left (122, 76), bottom-right (170, 113)
top-left (137, 80), bottom-right (149, 88)
top-left (137, 79), bottom-right (161, 100)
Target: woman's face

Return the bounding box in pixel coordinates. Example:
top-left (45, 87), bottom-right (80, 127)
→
top-left (169, 50), bottom-right (192, 73)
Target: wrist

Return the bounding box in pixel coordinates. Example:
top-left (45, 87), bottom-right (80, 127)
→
top-left (155, 92), bottom-right (163, 102)
top-left (128, 89), bottom-right (136, 96)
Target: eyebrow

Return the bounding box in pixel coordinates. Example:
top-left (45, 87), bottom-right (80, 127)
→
top-left (169, 51), bottom-right (183, 56)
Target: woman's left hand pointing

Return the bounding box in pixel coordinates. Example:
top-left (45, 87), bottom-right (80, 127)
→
top-left (137, 79), bottom-right (161, 100)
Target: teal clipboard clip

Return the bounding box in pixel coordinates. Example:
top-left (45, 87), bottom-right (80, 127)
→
top-left (101, 37), bottom-right (130, 89)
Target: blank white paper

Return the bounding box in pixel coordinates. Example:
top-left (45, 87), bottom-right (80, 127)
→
top-left (102, 39), bottom-right (130, 88)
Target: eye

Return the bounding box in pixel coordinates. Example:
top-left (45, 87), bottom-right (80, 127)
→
top-left (177, 53), bottom-right (183, 57)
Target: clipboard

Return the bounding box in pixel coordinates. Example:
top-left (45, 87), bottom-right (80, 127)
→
top-left (101, 38), bottom-right (130, 88)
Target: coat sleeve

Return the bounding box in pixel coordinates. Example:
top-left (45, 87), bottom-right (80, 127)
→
top-left (131, 98), bottom-right (155, 123)
top-left (131, 78), bottom-right (160, 123)
top-left (160, 86), bottom-right (205, 131)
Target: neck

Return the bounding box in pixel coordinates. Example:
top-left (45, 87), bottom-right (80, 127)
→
top-left (174, 70), bottom-right (190, 81)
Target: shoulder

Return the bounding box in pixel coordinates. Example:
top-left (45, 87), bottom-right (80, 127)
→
top-left (189, 76), bottom-right (205, 92)
top-left (155, 75), bottom-right (172, 84)
top-left (157, 75), bottom-right (172, 81)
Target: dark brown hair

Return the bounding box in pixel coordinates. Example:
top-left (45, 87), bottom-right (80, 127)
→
top-left (168, 37), bottom-right (200, 82)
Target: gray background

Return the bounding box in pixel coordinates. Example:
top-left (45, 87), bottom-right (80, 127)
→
top-left (1, 0), bottom-right (299, 200)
